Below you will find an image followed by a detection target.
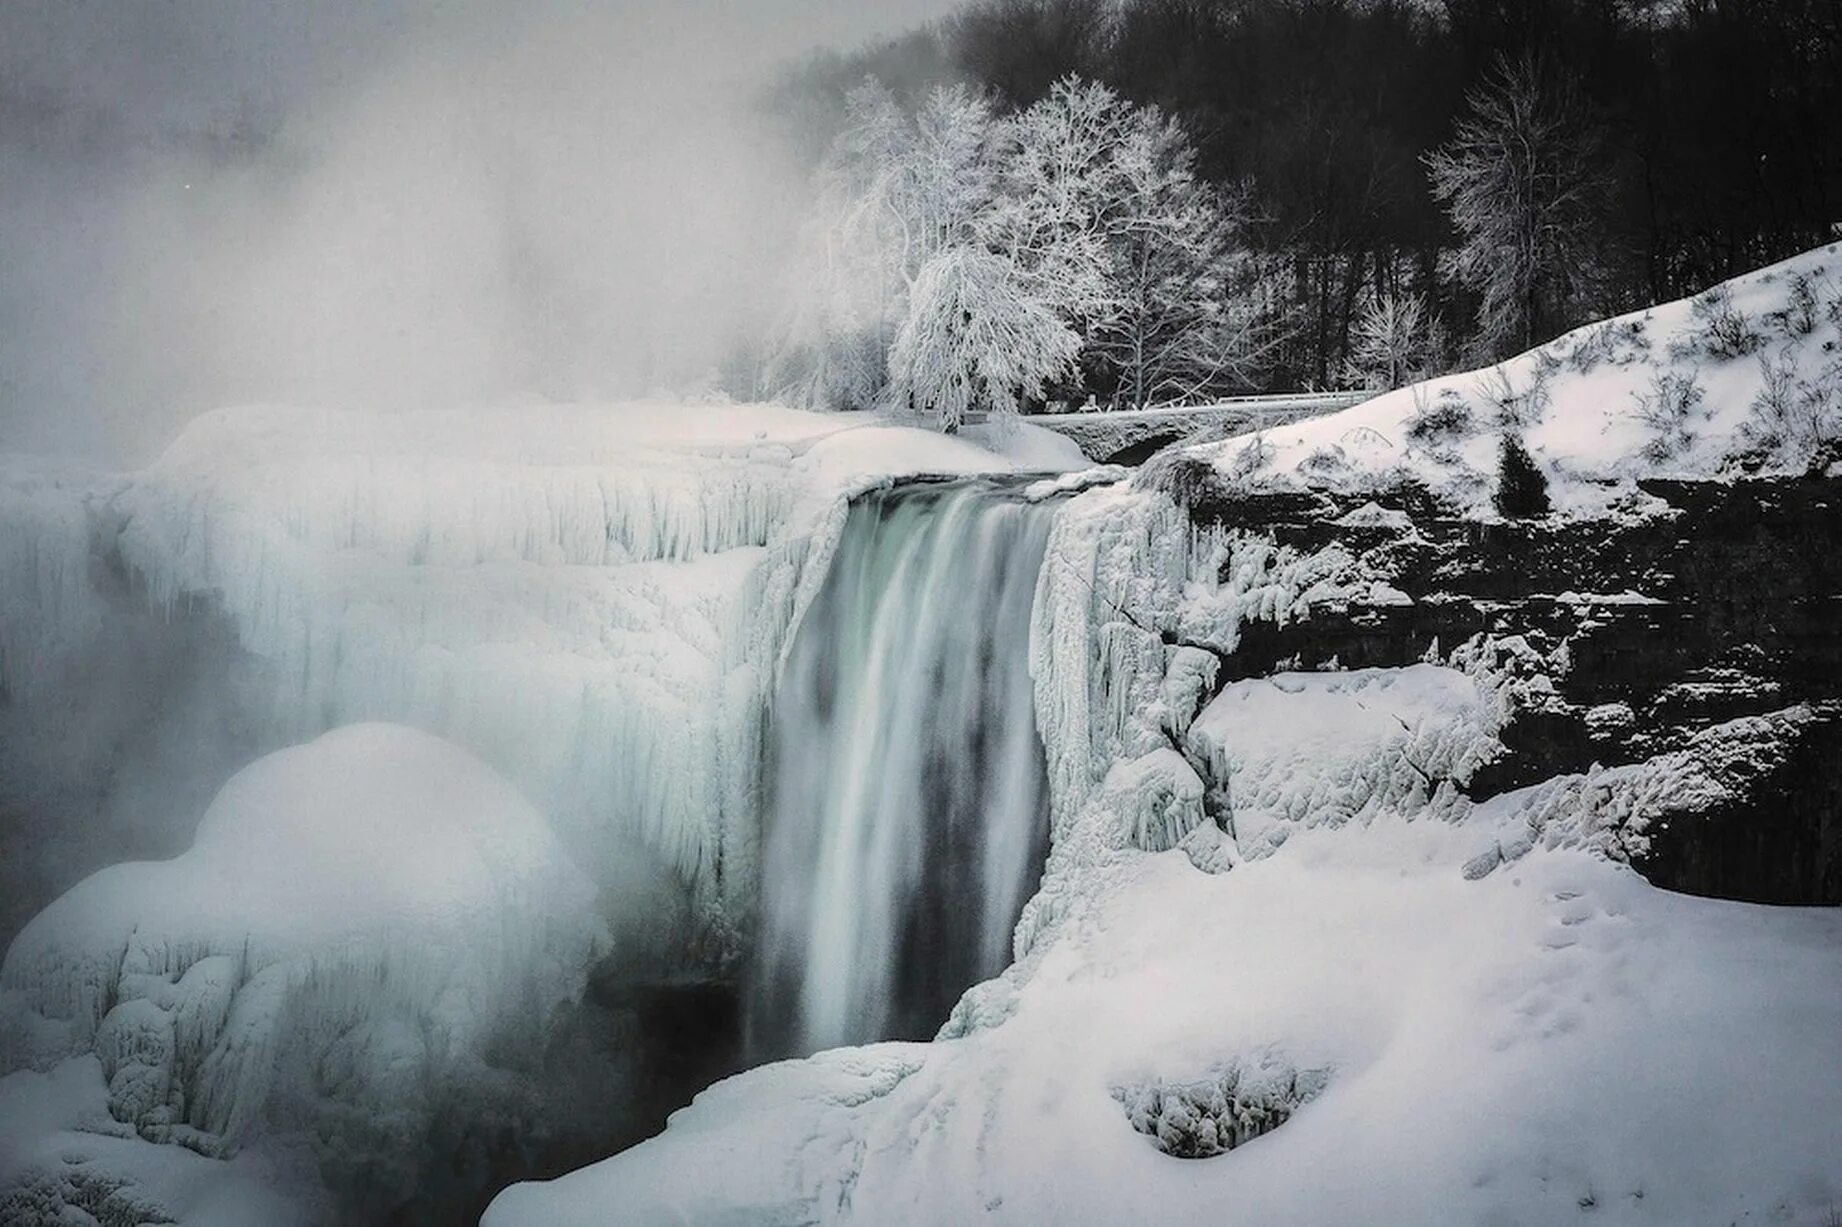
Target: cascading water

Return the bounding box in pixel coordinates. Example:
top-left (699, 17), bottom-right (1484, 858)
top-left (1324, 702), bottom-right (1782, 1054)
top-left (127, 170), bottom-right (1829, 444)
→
top-left (755, 479), bottom-right (1056, 1056)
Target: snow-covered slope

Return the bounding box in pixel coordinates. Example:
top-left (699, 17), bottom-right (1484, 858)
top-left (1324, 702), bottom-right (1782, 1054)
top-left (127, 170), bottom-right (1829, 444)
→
top-left (486, 824), bottom-right (1842, 1226)
top-left (0, 723), bottom-right (604, 1219)
top-left (1186, 244), bottom-right (1842, 516)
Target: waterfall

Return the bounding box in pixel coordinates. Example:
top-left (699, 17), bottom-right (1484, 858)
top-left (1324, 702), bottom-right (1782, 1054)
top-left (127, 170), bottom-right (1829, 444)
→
top-left (755, 479), bottom-right (1055, 1056)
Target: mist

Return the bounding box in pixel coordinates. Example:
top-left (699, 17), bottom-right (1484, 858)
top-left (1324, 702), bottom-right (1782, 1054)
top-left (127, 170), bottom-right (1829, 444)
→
top-left (0, 0), bottom-right (960, 463)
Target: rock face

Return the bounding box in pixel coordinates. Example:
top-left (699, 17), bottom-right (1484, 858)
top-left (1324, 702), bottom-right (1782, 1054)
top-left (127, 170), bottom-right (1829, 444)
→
top-left (1170, 466), bottom-right (1842, 904)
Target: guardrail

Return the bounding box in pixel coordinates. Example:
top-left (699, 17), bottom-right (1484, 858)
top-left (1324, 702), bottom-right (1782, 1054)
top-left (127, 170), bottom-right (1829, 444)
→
top-left (1020, 391), bottom-right (1367, 427)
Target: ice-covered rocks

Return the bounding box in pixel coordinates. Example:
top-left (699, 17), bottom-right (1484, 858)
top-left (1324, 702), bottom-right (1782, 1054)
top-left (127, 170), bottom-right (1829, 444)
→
top-left (1114, 1054), bottom-right (1331, 1158)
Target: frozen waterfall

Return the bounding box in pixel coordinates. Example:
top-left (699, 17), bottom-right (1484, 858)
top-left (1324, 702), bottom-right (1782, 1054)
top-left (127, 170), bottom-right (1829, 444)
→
top-left (756, 480), bottom-right (1056, 1055)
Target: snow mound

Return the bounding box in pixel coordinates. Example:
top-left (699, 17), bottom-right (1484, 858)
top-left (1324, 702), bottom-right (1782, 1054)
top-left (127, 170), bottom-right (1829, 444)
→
top-left (1191, 243), bottom-right (1842, 515)
top-left (1, 724), bottom-right (605, 1182)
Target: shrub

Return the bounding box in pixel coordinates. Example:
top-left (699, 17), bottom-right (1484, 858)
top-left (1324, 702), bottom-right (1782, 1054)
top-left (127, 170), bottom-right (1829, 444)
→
top-left (1630, 370), bottom-right (1705, 461)
top-left (1744, 354), bottom-right (1842, 471)
top-left (1766, 271), bottom-right (1821, 339)
top-left (1406, 394), bottom-right (1475, 444)
top-left (1493, 433), bottom-right (1550, 518)
top-left (1691, 284), bottom-right (1764, 360)
top-left (1481, 363), bottom-right (1550, 426)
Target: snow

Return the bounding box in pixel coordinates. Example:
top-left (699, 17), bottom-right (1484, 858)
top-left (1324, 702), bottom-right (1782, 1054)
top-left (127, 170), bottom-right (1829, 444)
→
top-left (1186, 243), bottom-right (1842, 516)
top-left (488, 824), bottom-right (1842, 1226)
top-left (0, 1056), bottom-right (324, 1225)
top-left (1, 724), bottom-right (604, 1212)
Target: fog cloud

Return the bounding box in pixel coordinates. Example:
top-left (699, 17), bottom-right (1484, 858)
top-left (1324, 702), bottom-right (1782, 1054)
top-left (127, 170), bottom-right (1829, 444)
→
top-left (0, 0), bottom-right (960, 461)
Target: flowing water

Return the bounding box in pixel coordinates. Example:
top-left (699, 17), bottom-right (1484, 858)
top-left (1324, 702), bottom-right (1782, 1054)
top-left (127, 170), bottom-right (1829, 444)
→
top-left (755, 479), bottom-right (1055, 1055)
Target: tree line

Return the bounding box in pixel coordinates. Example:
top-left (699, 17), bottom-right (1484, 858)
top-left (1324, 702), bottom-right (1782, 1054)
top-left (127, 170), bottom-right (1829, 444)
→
top-left (751, 0), bottom-right (1840, 423)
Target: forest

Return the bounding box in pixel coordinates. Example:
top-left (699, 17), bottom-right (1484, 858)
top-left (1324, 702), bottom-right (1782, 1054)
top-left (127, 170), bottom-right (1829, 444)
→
top-left (753, 0), bottom-right (1842, 416)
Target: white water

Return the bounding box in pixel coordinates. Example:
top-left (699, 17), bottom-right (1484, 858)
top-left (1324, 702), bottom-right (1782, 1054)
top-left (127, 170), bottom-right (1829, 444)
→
top-left (757, 480), bottom-right (1056, 1054)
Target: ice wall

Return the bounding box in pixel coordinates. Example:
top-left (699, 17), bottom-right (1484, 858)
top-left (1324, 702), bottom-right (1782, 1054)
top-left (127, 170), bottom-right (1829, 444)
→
top-left (2, 403), bottom-right (1086, 963)
top-left (755, 481), bottom-right (1056, 1054)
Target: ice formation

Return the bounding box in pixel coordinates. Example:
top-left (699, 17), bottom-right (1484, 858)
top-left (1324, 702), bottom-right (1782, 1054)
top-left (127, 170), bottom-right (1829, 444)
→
top-left (0, 458), bottom-right (112, 707)
top-left (757, 480), bottom-right (1055, 1054)
top-left (0, 403), bottom-right (1085, 946)
top-left (0, 724), bottom-right (605, 1213)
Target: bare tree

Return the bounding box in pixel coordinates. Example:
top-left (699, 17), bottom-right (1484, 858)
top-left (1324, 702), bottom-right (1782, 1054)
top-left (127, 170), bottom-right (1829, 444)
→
top-left (1344, 290), bottom-right (1436, 390)
top-left (1426, 54), bottom-right (1613, 359)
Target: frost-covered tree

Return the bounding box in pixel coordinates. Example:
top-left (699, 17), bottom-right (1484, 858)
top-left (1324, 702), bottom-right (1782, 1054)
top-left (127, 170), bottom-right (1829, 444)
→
top-left (767, 82), bottom-right (1001, 412)
top-left (887, 247), bottom-right (1080, 430)
top-left (895, 85), bottom-right (1000, 280)
top-left (1086, 106), bottom-right (1253, 408)
top-left (765, 81), bottom-right (911, 410)
top-left (980, 76), bottom-right (1136, 326)
top-left (774, 72), bottom-right (1258, 426)
top-left (1344, 291), bottom-right (1435, 390)
top-left (1426, 55), bottom-right (1612, 359)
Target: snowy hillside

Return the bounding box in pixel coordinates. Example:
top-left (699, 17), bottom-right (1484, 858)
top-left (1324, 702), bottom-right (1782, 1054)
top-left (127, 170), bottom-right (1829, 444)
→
top-left (1183, 244), bottom-right (1842, 516)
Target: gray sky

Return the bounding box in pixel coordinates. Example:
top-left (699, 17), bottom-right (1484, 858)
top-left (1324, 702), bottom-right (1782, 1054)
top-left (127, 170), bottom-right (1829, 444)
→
top-left (0, 1), bottom-right (964, 460)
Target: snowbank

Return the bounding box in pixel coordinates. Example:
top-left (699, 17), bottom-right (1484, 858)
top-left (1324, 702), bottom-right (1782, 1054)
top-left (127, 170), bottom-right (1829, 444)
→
top-left (1189, 243), bottom-right (1842, 516)
top-left (0, 723), bottom-right (604, 1212)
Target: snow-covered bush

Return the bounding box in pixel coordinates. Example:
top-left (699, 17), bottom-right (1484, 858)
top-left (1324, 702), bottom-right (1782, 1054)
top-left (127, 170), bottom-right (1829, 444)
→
top-left (1744, 351), bottom-right (1842, 469)
top-left (1565, 316), bottom-right (1652, 374)
top-left (1766, 270), bottom-right (1823, 339)
top-left (1631, 370), bottom-right (1705, 462)
top-left (1115, 1056), bottom-right (1331, 1159)
top-left (1405, 388), bottom-right (1476, 445)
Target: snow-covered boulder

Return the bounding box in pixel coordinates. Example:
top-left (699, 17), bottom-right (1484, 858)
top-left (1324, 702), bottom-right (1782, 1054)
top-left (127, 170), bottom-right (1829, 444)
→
top-left (0, 723), bottom-right (606, 1210)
